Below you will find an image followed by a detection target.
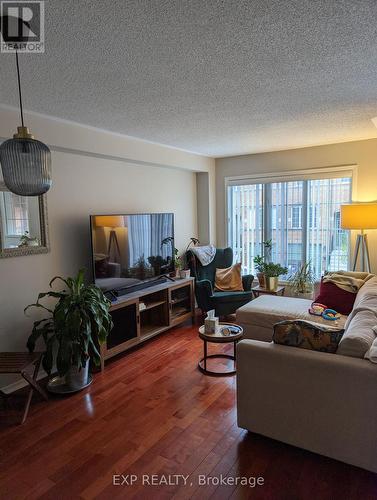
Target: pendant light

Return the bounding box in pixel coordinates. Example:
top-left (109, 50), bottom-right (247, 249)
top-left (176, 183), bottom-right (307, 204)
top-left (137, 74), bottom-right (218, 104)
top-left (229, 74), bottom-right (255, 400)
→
top-left (0, 50), bottom-right (52, 196)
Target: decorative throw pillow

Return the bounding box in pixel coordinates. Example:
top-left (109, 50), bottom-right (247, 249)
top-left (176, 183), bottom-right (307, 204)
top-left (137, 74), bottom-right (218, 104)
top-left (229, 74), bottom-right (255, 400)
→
top-left (214, 263), bottom-right (244, 292)
top-left (314, 280), bottom-right (356, 315)
top-left (273, 320), bottom-right (344, 353)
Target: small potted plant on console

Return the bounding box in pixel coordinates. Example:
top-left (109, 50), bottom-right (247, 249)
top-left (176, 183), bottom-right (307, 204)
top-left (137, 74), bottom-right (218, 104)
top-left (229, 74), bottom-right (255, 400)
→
top-left (25, 269), bottom-right (113, 393)
top-left (179, 237), bottom-right (200, 278)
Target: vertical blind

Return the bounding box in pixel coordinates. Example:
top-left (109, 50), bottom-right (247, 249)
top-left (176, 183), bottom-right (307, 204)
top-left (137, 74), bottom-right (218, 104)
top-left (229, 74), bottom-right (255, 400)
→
top-left (228, 175), bottom-right (352, 279)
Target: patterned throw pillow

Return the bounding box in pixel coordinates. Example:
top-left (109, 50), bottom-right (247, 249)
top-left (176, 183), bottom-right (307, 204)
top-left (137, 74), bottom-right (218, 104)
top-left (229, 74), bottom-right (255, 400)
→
top-left (273, 320), bottom-right (344, 353)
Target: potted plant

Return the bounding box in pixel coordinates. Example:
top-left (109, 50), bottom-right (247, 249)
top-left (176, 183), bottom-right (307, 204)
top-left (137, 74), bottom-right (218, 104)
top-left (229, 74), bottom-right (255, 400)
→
top-left (180, 237), bottom-right (200, 278)
top-left (263, 263), bottom-right (288, 291)
top-left (160, 236), bottom-right (200, 278)
top-left (25, 269), bottom-right (113, 393)
top-left (147, 255), bottom-right (166, 277)
top-left (185, 237), bottom-right (200, 253)
top-left (173, 248), bottom-right (184, 277)
top-left (19, 230), bottom-right (39, 247)
top-left (288, 262), bottom-right (315, 299)
top-left (253, 240), bottom-right (273, 287)
top-left (253, 255), bottom-right (266, 287)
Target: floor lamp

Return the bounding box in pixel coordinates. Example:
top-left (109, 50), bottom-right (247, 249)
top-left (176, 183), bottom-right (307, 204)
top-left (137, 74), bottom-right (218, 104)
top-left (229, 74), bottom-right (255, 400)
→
top-left (340, 203), bottom-right (377, 273)
top-left (94, 215), bottom-right (124, 262)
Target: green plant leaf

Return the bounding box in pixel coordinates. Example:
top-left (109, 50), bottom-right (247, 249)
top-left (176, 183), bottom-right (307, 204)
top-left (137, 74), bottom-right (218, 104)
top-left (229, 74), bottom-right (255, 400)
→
top-left (24, 302), bottom-right (54, 315)
top-left (49, 275), bottom-right (70, 289)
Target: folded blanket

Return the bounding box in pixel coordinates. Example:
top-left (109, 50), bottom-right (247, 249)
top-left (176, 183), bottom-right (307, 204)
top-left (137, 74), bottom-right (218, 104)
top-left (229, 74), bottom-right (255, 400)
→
top-left (191, 245), bottom-right (216, 266)
top-left (323, 271), bottom-right (375, 294)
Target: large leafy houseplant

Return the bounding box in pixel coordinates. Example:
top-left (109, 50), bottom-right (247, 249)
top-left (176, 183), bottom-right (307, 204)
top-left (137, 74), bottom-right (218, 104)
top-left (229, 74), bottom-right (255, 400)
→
top-left (288, 262), bottom-right (315, 296)
top-left (25, 269), bottom-right (113, 378)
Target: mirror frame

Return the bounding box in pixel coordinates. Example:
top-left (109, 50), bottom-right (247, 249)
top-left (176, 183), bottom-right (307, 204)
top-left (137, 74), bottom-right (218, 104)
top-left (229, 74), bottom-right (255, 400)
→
top-left (0, 182), bottom-right (50, 258)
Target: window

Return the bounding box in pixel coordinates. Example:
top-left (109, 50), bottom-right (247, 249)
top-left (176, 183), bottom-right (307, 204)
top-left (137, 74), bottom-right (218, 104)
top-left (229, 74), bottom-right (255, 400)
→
top-left (335, 211), bottom-right (341, 229)
top-left (271, 207), bottom-right (277, 229)
top-left (2, 192), bottom-right (29, 236)
top-left (291, 205), bottom-right (302, 229)
top-left (228, 175), bottom-right (352, 279)
top-left (309, 206), bottom-right (317, 228)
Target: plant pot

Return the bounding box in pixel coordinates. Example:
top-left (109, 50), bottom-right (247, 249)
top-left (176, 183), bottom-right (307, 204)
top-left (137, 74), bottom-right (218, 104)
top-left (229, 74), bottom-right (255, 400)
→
top-left (257, 272), bottom-right (266, 288)
top-left (47, 359), bottom-right (92, 394)
top-left (266, 276), bottom-right (278, 291)
top-left (179, 269), bottom-right (190, 279)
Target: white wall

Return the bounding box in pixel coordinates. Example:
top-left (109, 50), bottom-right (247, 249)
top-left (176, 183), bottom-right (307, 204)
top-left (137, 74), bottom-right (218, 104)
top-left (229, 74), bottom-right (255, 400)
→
top-left (215, 138), bottom-right (377, 271)
top-left (0, 107), bottom-right (213, 390)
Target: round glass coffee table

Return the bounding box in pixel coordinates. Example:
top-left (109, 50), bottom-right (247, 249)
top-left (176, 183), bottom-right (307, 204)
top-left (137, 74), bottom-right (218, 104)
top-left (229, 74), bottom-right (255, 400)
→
top-left (198, 323), bottom-right (243, 376)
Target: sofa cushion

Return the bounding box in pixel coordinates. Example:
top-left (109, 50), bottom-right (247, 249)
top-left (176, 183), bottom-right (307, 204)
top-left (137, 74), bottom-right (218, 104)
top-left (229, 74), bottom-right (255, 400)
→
top-left (314, 280), bottom-right (356, 315)
top-left (273, 320), bottom-right (344, 353)
top-left (236, 295), bottom-right (348, 340)
top-left (337, 310), bottom-right (377, 358)
top-left (353, 276), bottom-right (377, 310)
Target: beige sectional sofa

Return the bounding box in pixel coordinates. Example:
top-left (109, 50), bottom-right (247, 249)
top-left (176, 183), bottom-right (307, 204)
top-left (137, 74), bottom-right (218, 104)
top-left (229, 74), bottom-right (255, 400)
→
top-left (236, 276), bottom-right (377, 473)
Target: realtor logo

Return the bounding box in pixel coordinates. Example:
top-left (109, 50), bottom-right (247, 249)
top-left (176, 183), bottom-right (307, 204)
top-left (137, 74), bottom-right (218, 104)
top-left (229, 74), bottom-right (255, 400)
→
top-left (1, 1), bottom-right (45, 53)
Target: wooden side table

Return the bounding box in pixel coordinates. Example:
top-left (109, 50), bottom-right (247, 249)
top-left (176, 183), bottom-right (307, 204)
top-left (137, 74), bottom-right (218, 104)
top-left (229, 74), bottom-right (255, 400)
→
top-left (0, 352), bottom-right (48, 424)
top-left (252, 285), bottom-right (286, 298)
top-left (198, 324), bottom-right (243, 376)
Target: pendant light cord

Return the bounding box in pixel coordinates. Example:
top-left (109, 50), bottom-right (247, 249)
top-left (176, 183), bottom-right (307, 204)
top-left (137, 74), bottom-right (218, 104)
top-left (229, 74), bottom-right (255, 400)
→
top-left (15, 50), bottom-right (25, 128)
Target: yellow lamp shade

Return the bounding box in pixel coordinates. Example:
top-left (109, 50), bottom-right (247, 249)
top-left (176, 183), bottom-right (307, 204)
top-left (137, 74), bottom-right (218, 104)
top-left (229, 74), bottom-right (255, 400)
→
top-left (340, 204), bottom-right (377, 230)
top-left (94, 215), bottom-right (124, 228)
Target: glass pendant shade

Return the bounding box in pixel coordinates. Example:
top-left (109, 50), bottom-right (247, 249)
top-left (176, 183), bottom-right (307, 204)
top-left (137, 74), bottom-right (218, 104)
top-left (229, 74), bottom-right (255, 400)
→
top-left (0, 132), bottom-right (52, 196)
top-left (0, 50), bottom-right (52, 197)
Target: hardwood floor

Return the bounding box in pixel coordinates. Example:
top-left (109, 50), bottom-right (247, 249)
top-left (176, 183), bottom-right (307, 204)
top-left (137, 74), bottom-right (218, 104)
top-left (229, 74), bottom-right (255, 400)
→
top-left (0, 320), bottom-right (376, 500)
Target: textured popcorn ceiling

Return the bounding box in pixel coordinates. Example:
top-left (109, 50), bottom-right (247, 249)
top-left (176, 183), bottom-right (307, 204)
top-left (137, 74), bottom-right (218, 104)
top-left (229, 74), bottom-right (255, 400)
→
top-left (1, 0), bottom-right (377, 157)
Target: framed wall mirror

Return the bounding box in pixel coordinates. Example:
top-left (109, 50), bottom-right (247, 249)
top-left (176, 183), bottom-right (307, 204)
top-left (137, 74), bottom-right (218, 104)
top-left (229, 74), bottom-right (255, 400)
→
top-left (0, 182), bottom-right (49, 258)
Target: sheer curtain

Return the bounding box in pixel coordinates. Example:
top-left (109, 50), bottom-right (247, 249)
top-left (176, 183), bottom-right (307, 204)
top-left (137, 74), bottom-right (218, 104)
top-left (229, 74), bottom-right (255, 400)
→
top-left (128, 214), bottom-right (174, 267)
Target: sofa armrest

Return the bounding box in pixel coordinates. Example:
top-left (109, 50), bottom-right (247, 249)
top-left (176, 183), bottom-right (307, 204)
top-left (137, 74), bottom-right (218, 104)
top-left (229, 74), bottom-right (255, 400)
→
top-left (237, 340), bottom-right (377, 472)
top-left (242, 274), bottom-right (254, 291)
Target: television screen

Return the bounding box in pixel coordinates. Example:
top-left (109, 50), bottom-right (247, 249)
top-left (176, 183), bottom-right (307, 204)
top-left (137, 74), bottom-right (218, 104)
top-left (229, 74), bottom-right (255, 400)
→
top-left (90, 213), bottom-right (175, 292)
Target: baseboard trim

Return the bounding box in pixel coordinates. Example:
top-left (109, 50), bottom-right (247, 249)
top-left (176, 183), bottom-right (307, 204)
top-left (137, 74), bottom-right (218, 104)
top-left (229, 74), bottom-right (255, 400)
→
top-left (1, 372), bottom-right (47, 395)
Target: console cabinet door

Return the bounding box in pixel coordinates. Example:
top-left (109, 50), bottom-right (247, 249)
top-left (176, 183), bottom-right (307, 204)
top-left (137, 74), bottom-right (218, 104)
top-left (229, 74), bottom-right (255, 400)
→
top-left (105, 299), bottom-right (140, 357)
top-left (168, 282), bottom-right (194, 326)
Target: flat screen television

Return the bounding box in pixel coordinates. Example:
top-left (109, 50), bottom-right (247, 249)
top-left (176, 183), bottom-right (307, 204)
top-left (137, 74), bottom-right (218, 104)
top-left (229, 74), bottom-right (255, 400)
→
top-left (90, 213), bottom-right (175, 293)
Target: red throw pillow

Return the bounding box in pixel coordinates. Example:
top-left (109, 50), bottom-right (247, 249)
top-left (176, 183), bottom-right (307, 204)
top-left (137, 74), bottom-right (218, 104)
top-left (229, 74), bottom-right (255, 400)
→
top-left (314, 280), bottom-right (356, 316)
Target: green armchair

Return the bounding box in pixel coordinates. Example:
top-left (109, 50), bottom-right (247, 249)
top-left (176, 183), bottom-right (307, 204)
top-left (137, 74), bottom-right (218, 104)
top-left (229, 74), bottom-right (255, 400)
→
top-left (186, 247), bottom-right (254, 317)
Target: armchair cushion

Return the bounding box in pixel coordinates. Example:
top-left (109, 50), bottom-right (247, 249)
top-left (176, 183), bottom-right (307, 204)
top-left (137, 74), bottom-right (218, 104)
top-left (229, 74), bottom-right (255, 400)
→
top-left (215, 263), bottom-right (244, 292)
